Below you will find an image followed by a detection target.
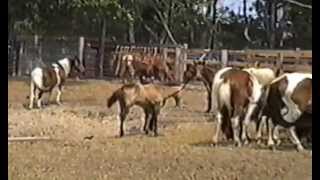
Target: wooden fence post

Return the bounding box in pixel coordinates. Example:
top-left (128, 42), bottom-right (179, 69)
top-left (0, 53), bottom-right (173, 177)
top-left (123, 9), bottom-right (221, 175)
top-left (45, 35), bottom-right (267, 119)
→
top-left (221, 49), bottom-right (228, 67)
top-left (11, 40), bottom-right (17, 77)
top-left (175, 45), bottom-right (182, 83)
top-left (277, 52), bottom-right (284, 71)
top-left (77, 36), bottom-right (85, 80)
top-left (79, 37), bottom-right (85, 62)
top-left (182, 43), bottom-right (188, 80)
top-left (163, 47), bottom-right (168, 60)
top-left (17, 41), bottom-right (24, 76)
top-left (295, 48), bottom-right (301, 65)
top-left (114, 45), bottom-right (121, 76)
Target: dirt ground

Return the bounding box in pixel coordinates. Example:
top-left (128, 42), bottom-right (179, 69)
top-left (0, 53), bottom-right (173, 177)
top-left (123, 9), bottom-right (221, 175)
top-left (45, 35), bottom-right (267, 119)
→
top-left (8, 78), bottom-right (312, 180)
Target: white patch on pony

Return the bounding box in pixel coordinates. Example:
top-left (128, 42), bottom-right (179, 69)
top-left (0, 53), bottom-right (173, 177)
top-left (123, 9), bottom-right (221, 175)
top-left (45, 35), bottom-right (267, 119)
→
top-left (281, 73), bottom-right (312, 123)
top-left (280, 107), bottom-right (288, 116)
top-left (31, 67), bottom-right (44, 89)
top-left (123, 54), bottom-right (134, 65)
top-left (248, 73), bottom-right (263, 104)
top-left (218, 81), bottom-right (232, 113)
top-left (243, 67), bottom-right (275, 86)
top-left (56, 58), bottom-right (71, 76)
top-left (211, 67), bottom-right (233, 113)
top-left (52, 64), bottom-right (61, 85)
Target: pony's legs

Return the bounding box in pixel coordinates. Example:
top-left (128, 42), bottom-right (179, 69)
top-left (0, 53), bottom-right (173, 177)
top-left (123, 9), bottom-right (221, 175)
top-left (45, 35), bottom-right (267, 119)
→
top-left (118, 107), bottom-right (129, 137)
top-left (29, 81), bottom-right (35, 109)
top-left (288, 126), bottom-right (305, 152)
top-left (256, 115), bottom-right (267, 144)
top-left (152, 110), bottom-right (159, 137)
top-left (56, 85), bottom-right (62, 105)
top-left (36, 89), bottom-right (43, 109)
top-left (241, 103), bottom-right (258, 145)
top-left (273, 125), bottom-right (281, 145)
top-left (212, 112), bottom-right (223, 145)
top-left (45, 90), bottom-right (53, 105)
top-left (231, 115), bottom-right (242, 147)
top-left (267, 118), bottom-right (277, 147)
top-left (141, 109), bottom-right (151, 134)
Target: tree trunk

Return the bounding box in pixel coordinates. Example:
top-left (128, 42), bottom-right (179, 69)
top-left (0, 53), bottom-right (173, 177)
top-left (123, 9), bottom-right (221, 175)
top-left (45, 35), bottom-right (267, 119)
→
top-left (128, 21), bottom-right (135, 43)
top-left (269, 1), bottom-right (277, 48)
top-left (209, 0), bottom-right (218, 50)
top-left (189, 27), bottom-right (194, 45)
top-left (243, 0), bottom-right (248, 24)
top-left (98, 18), bottom-right (107, 78)
top-left (152, 0), bottom-right (178, 45)
top-left (200, 30), bottom-right (208, 48)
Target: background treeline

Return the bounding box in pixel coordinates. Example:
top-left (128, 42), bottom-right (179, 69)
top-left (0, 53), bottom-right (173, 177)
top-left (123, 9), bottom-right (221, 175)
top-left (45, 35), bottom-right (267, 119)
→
top-left (8, 0), bottom-right (312, 49)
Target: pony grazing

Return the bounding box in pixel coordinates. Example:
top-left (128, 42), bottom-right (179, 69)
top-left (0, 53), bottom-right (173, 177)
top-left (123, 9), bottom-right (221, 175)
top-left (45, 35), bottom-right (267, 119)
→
top-left (107, 82), bottom-right (186, 137)
top-left (264, 72), bottom-right (312, 152)
top-left (211, 67), bottom-right (264, 146)
top-left (28, 56), bottom-right (85, 109)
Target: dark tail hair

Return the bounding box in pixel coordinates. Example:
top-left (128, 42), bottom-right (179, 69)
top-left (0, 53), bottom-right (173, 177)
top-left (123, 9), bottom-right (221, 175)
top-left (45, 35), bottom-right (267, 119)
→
top-left (107, 88), bottom-right (122, 108)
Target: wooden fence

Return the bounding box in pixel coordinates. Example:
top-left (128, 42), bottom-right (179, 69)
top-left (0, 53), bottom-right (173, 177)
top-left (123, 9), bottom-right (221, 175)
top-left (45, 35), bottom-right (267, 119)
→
top-left (186, 49), bottom-right (312, 73)
top-left (8, 36), bottom-right (312, 80)
top-left (83, 40), bottom-right (188, 82)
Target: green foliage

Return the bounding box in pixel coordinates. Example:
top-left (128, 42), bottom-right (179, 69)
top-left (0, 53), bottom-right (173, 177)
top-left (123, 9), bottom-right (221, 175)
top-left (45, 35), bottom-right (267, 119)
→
top-left (8, 0), bottom-right (312, 49)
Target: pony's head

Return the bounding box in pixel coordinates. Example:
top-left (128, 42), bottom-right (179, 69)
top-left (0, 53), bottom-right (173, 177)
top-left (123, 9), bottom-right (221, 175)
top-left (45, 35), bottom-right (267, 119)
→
top-left (70, 56), bottom-right (85, 73)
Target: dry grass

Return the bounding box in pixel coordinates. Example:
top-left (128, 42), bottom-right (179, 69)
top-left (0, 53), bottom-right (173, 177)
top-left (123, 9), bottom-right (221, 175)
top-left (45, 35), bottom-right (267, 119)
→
top-left (8, 78), bottom-right (311, 180)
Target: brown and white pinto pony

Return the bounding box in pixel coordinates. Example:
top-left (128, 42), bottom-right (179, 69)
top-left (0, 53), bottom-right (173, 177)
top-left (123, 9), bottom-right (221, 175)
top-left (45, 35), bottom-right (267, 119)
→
top-left (107, 82), bottom-right (187, 137)
top-left (211, 67), bottom-right (264, 146)
top-left (28, 56), bottom-right (85, 109)
top-left (242, 65), bottom-right (276, 142)
top-left (264, 72), bottom-right (312, 152)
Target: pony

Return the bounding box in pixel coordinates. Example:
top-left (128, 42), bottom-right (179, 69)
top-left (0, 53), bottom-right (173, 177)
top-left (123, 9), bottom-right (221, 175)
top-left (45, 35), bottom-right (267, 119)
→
top-left (107, 82), bottom-right (187, 137)
top-left (263, 72), bottom-right (312, 152)
top-left (211, 67), bottom-right (264, 146)
top-left (242, 64), bottom-right (277, 143)
top-left (28, 56), bottom-right (85, 109)
top-left (183, 61), bottom-right (220, 113)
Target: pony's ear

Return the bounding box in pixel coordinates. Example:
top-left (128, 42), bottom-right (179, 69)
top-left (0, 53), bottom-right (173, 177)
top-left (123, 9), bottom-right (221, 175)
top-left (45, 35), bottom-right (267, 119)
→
top-left (203, 60), bottom-right (208, 65)
top-left (254, 61), bottom-right (261, 68)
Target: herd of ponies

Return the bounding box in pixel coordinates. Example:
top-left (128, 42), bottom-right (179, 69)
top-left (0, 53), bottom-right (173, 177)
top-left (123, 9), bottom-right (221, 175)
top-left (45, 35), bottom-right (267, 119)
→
top-left (27, 55), bottom-right (312, 153)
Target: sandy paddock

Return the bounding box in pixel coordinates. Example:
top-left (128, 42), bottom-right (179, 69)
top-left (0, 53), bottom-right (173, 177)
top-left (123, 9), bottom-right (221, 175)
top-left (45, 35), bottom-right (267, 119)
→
top-left (8, 78), bottom-right (311, 180)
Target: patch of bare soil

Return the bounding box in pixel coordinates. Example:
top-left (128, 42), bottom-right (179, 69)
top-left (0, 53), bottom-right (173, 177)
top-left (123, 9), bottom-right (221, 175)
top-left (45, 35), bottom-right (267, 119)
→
top-left (8, 79), bottom-right (311, 180)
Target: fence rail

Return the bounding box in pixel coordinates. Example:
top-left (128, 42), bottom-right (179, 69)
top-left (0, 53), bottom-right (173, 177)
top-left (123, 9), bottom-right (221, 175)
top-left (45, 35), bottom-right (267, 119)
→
top-left (8, 36), bottom-right (312, 79)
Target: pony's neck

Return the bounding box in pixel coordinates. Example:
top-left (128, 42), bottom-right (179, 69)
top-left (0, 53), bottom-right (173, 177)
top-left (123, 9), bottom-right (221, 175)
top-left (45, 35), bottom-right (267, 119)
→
top-left (57, 58), bottom-right (71, 76)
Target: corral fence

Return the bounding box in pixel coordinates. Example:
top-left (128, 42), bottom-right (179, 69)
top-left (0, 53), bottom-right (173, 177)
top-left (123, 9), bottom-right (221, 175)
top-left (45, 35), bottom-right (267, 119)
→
top-left (84, 39), bottom-right (188, 82)
top-left (8, 35), bottom-right (78, 77)
top-left (8, 35), bottom-right (312, 82)
top-left (187, 48), bottom-right (312, 72)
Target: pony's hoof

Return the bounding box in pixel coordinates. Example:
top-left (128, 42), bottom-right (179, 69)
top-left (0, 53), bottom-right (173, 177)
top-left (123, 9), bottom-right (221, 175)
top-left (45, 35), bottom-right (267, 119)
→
top-left (243, 139), bottom-right (249, 145)
top-left (256, 139), bottom-right (262, 145)
top-left (235, 142), bottom-right (242, 148)
top-left (275, 139), bottom-right (282, 146)
top-left (212, 139), bottom-right (218, 146)
top-left (296, 145), bottom-right (305, 152)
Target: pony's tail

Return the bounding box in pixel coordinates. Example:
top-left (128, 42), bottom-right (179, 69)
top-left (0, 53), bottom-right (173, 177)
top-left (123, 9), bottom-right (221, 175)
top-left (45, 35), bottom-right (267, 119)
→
top-left (161, 82), bottom-right (188, 107)
top-left (107, 88), bottom-right (122, 108)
